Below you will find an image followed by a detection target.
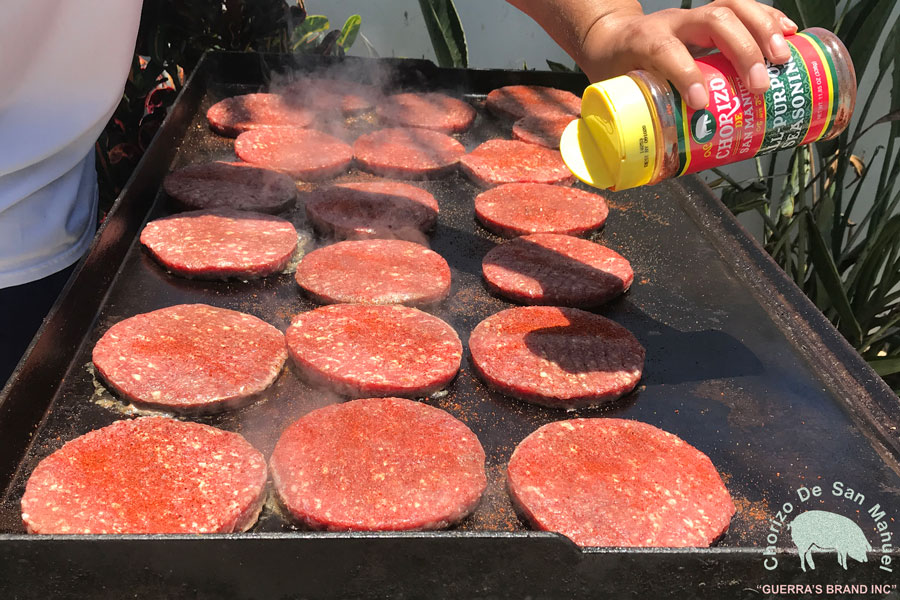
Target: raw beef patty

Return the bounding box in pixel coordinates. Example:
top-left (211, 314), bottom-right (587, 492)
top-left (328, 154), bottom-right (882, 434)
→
top-left (286, 304), bottom-right (462, 397)
top-left (468, 306), bottom-right (644, 408)
top-left (296, 239), bottom-right (451, 305)
top-left (377, 92), bottom-right (476, 133)
top-left (270, 397), bottom-right (486, 530)
top-left (140, 209), bottom-right (298, 279)
top-left (280, 78), bottom-right (379, 116)
top-left (474, 183), bottom-right (608, 238)
top-left (482, 233), bottom-right (633, 306)
top-left (22, 417), bottom-right (267, 534)
top-left (303, 180), bottom-right (439, 241)
top-left (486, 85), bottom-right (581, 120)
top-left (353, 128), bottom-right (465, 179)
top-left (235, 127), bottom-right (352, 180)
top-left (207, 93), bottom-right (315, 137)
top-left (507, 418), bottom-right (736, 547)
top-left (92, 304), bottom-right (287, 413)
top-left (460, 140), bottom-right (573, 187)
top-left (512, 113), bottom-right (575, 149)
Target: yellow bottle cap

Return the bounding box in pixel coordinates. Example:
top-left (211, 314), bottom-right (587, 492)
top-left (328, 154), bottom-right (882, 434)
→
top-left (560, 75), bottom-right (657, 191)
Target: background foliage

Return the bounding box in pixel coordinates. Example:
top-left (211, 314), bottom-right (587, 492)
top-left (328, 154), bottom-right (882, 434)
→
top-left (707, 0), bottom-right (900, 390)
top-left (418, 0), bottom-right (468, 68)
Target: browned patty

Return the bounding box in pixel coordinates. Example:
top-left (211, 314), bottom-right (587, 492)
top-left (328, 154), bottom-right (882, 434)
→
top-left (162, 162), bottom-right (297, 213)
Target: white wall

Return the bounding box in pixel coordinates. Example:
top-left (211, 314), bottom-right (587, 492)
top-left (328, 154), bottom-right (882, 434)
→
top-left (305, 0), bottom-right (573, 70)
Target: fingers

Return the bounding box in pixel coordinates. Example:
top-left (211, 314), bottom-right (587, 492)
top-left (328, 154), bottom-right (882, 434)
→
top-left (779, 14), bottom-right (799, 34)
top-left (676, 5), bottom-right (770, 95)
top-left (641, 36), bottom-right (709, 109)
top-left (583, 13), bottom-right (711, 109)
top-left (576, 1), bottom-right (801, 108)
top-left (715, 0), bottom-right (795, 64)
top-left (579, 10), bottom-right (712, 109)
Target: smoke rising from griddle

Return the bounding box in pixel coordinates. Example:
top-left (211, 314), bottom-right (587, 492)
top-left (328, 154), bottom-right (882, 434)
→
top-left (266, 59), bottom-right (398, 141)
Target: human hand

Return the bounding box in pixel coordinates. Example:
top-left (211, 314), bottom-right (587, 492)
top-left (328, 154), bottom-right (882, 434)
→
top-left (579, 0), bottom-right (798, 109)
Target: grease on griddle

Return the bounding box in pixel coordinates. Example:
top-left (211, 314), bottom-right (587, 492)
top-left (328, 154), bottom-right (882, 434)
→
top-left (87, 363), bottom-right (175, 419)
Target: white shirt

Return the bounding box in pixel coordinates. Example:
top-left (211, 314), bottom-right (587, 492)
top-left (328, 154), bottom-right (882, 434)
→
top-left (0, 0), bottom-right (143, 288)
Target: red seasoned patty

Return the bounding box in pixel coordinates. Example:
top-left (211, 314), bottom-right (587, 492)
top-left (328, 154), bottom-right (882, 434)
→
top-left (235, 127), bottom-right (352, 180)
top-left (377, 92), bottom-right (476, 133)
top-left (474, 183), bottom-right (608, 238)
top-left (353, 128), bottom-right (465, 179)
top-left (460, 140), bottom-right (574, 187)
top-left (512, 113), bottom-right (575, 148)
top-left (486, 85), bottom-right (581, 120)
top-left (92, 304), bottom-right (287, 413)
top-left (507, 418), bottom-right (736, 547)
top-left (270, 397), bottom-right (486, 530)
top-left (286, 304), bottom-right (462, 398)
top-left (296, 239), bottom-right (451, 305)
top-left (280, 78), bottom-right (379, 115)
top-left (21, 417), bottom-right (267, 534)
top-left (140, 209), bottom-right (298, 279)
top-left (468, 306), bottom-right (644, 409)
top-left (482, 233), bottom-right (633, 307)
top-left (207, 93), bottom-right (315, 137)
top-left (303, 180), bottom-right (439, 241)
top-left (163, 162), bottom-right (298, 213)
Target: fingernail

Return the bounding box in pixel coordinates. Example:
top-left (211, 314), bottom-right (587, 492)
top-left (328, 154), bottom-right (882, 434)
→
top-left (770, 33), bottom-right (790, 62)
top-left (687, 83), bottom-right (708, 109)
top-left (749, 63), bottom-right (770, 92)
top-left (781, 16), bottom-right (798, 31)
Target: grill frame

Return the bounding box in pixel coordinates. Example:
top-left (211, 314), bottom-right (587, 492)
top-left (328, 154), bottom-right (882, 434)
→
top-left (0, 52), bottom-right (897, 598)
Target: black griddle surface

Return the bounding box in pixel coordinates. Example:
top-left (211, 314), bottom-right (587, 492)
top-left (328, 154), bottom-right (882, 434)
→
top-left (1, 54), bottom-right (898, 554)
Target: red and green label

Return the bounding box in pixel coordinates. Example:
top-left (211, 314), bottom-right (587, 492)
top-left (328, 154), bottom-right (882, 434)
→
top-left (672, 31), bottom-right (838, 176)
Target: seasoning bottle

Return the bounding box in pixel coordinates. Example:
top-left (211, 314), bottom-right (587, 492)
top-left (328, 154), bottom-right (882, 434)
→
top-left (560, 27), bottom-right (856, 191)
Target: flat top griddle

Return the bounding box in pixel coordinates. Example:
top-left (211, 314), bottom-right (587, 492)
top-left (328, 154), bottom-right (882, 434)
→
top-left (0, 53), bottom-right (897, 598)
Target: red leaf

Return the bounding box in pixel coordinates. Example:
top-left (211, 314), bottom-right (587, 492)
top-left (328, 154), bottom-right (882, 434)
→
top-left (108, 143), bottom-right (141, 165)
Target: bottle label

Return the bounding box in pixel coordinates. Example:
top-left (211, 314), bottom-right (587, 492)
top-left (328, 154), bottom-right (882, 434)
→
top-left (672, 32), bottom-right (838, 176)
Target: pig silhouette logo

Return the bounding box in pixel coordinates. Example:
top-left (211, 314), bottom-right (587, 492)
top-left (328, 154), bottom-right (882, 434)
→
top-left (789, 510), bottom-right (872, 572)
top-left (690, 110), bottom-right (715, 144)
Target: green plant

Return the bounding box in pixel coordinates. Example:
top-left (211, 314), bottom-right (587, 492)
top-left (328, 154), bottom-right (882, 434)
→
top-left (96, 0), bottom-right (362, 216)
top-left (418, 0), bottom-right (467, 68)
top-left (710, 0), bottom-right (900, 389)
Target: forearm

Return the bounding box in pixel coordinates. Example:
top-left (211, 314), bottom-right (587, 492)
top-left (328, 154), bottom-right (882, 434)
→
top-left (506, 0), bottom-right (796, 108)
top-left (506, 0), bottom-right (642, 69)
